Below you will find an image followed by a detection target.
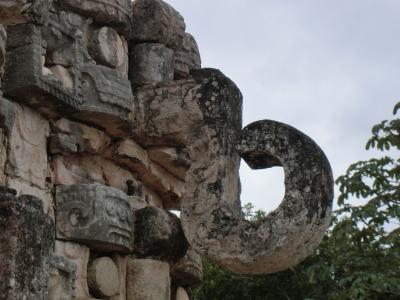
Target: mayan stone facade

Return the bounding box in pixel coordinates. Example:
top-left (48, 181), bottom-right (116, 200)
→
top-left (0, 0), bottom-right (334, 299)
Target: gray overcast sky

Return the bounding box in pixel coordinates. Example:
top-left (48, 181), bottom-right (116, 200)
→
top-left (168, 0), bottom-right (399, 212)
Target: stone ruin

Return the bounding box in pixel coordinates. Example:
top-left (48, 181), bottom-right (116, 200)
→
top-left (0, 0), bottom-right (334, 299)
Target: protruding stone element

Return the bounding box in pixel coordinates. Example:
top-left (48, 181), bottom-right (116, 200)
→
top-left (88, 257), bottom-right (119, 298)
top-left (133, 80), bottom-right (203, 147)
top-left (60, 0), bottom-right (132, 28)
top-left (131, 0), bottom-right (185, 50)
top-left (175, 287), bottom-right (190, 300)
top-left (56, 183), bottom-right (134, 252)
top-left (171, 248), bottom-right (203, 288)
top-left (4, 20), bottom-right (134, 138)
top-left (174, 33), bottom-right (201, 79)
top-left (130, 43), bottom-right (174, 85)
top-left (48, 255), bottom-right (77, 300)
top-left (50, 118), bottom-right (112, 155)
top-left (88, 27), bottom-right (126, 69)
top-left (0, 0), bottom-right (51, 25)
top-left (55, 240), bottom-right (91, 299)
top-left (126, 259), bottom-right (171, 300)
top-left (0, 190), bottom-right (55, 299)
top-left (134, 206), bottom-right (189, 263)
top-left (181, 69), bottom-right (334, 275)
top-left (148, 147), bottom-right (189, 180)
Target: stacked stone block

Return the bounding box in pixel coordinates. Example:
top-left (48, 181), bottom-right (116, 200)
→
top-left (0, 0), bottom-right (333, 299)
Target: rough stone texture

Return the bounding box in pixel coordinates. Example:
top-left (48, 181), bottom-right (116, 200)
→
top-left (56, 183), bottom-right (134, 252)
top-left (148, 147), bottom-right (189, 180)
top-left (133, 79), bottom-right (202, 147)
top-left (48, 255), bottom-right (77, 300)
top-left (130, 43), bottom-right (174, 85)
top-left (4, 101), bottom-right (49, 189)
top-left (134, 206), bottom-right (188, 263)
top-left (0, 129), bottom-right (7, 185)
top-left (0, 25), bottom-right (6, 80)
top-left (50, 118), bottom-right (112, 155)
top-left (126, 259), bottom-right (170, 300)
top-left (88, 27), bottom-right (126, 69)
top-left (88, 257), bottom-right (119, 298)
top-left (0, 189), bottom-right (55, 300)
top-left (174, 33), bottom-right (201, 79)
top-left (131, 0), bottom-right (185, 50)
top-left (175, 287), bottom-right (190, 300)
top-left (180, 68), bottom-right (334, 274)
top-left (60, 0), bottom-right (132, 29)
top-left (110, 254), bottom-right (127, 300)
top-left (111, 139), bottom-right (185, 208)
top-left (171, 248), bottom-right (203, 288)
top-left (55, 240), bottom-right (91, 299)
top-left (4, 17), bottom-right (134, 137)
top-left (0, 0), bottom-right (51, 25)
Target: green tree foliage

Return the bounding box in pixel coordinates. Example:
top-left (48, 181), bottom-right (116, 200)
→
top-left (192, 102), bottom-right (400, 300)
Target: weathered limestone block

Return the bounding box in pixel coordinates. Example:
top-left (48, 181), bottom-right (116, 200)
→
top-left (55, 240), bottom-right (90, 299)
top-left (110, 254), bottom-right (127, 300)
top-left (180, 68), bottom-right (334, 274)
top-left (4, 19), bottom-right (134, 137)
top-left (174, 33), bottom-right (201, 79)
top-left (0, 129), bottom-right (6, 185)
top-left (60, 0), bottom-right (132, 28)
top-left (130, 43), bottom-right (174, 85)
top-left (0, 0), bottom-right (51, 25)
top-left (0, 190), bottom-right (55, 300)
top-left (3, 100), bottom-right (50, 189)
top-left (134, 206), bottom-right (188, 263)
top-left (49, 255), bottom-right (77, 300)
top-left (88, 27), bottom-right (126, 69)
top-left (50, 118), bottom-right (111, 155)
top-left (133, 80), bottom-right (202, 147)
top-left (171, 248), bottom-right (203, 288)
top-left (109, 139), bottom-right (185, 209)
top-left (175, 287), bottom-right (189, 300)
top-left (148, 147), bottom-right (189, 180)
top-left (56, 183), bottom-right (134, 252)
top-left (126, 259), bottom-right (170, 300)
top-left (88, 257), bottom-right (119, 298)
top-left (7, 177), bottom-right (54, 216)
top-left (131, 0), bottom-right (185, 50)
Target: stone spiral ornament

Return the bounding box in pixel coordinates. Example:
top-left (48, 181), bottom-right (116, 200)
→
top-left (181, 69), bottom-right (334, 275)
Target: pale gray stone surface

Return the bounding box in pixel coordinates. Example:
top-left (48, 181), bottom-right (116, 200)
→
top-left (88, 257), bottom-right (120, 298)
top-left (174, 33), bottom-right (201, 79)
top-left (130, 43), bottom-right (174, 85)
top-left (180, 69), bottom-right (334, 274)
top-left (131, 0), bottom-right (185, 50)
top-left (126, 259), bottom-right (170, 300)
top-left (56, 183), bottom-right (134, 253)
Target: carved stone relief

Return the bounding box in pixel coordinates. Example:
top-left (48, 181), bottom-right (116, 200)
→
top-left (56, 183), bottom-right (134, 253)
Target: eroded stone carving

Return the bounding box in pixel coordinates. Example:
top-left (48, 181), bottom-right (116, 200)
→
top-left (4, 10), bottom-right (133, 137)
top-left (48, 255), bottom-right (77, 300)
top-left (134, 206), bottom-right (189, 263)
top-left (0, 0), bottom-right (52, 25)
top-left (180, 68), bottom-right (334, 274)
top-left (56, 183), bottom-right (134, 252)
top-left (0, 190), bottom-right (55, 299)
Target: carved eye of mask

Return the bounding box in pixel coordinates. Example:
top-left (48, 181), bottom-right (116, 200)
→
top-left (88, 27), bottom-right (125, 68)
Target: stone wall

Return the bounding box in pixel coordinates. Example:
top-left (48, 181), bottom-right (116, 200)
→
top-left (0, 0), bottom-right (334, 299)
